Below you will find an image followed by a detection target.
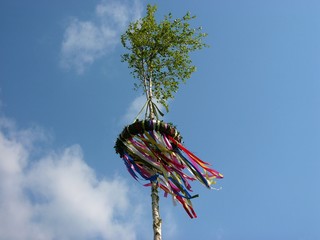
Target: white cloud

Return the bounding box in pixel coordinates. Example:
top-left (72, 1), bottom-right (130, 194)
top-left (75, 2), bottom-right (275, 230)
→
top-left (0, 117), bottom-right (145, 240)
top-left (60, 0), bottom-right (143, 74)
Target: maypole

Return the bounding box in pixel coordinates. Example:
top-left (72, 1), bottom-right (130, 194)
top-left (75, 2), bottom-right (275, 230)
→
top-left (115, 5), bottom-right (223, 239)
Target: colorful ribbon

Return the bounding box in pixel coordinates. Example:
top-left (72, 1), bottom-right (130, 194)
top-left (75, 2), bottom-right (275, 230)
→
top-left (115, 119), bottom-right (223, 218)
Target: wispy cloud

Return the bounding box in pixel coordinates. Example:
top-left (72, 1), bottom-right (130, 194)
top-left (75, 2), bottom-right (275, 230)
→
top-left (0, 117), bottom-right (144, 240)
top-left (121, 95), bottom-right (166, 124)
top-left (122, 95), bottom-right (147, 124)
top-left (60, 0), bottom-right (143, 74)
top-left (162, 210), bottom-right (178, 239)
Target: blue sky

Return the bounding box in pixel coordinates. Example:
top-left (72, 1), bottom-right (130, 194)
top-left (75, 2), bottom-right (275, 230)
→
top-left (1, 0), bottom-right (319, 239)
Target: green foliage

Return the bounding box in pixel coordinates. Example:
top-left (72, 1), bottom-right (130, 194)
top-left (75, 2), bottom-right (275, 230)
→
top-left (121, 4), bottom-right (208, 112)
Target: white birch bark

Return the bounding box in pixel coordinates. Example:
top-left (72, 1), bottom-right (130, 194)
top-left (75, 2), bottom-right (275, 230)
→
top-left (151, 182), bottom-right (162, 240)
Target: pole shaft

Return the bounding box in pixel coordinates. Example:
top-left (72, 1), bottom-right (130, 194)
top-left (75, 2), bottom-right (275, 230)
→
top-left (146, 69), bottom-right (161, 240)
top-left (151, 182), bottom-right (162, 240)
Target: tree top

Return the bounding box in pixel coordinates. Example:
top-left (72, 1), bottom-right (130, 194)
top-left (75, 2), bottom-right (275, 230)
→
top-left (121, 4), bottom-right (208, 114)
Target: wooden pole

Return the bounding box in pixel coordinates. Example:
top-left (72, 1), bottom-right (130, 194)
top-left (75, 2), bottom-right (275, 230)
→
top-left (151, 182), bottom-right (162, 240)
top-left (146, 75), bottom-right (162, 240)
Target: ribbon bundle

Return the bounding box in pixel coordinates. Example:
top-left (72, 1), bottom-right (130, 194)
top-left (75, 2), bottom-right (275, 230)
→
top-left (115, 119), bottom-right (223, 218)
